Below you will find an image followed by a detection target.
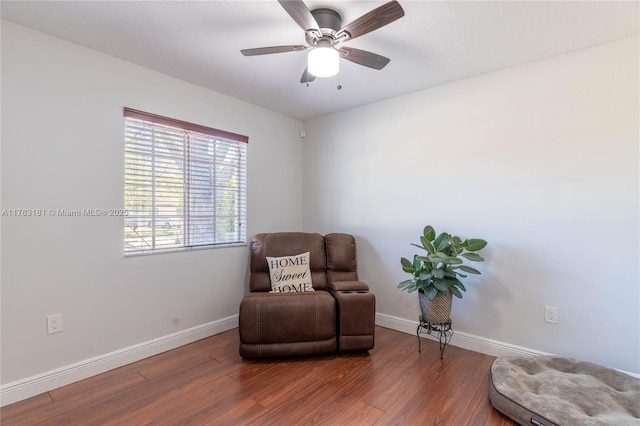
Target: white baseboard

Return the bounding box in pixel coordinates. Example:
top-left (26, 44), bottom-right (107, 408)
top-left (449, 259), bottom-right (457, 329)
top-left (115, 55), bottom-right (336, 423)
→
top-left (4, 312), bottom-right (636, 407)
top-left (0, 315), bottom-right (238, 407)
top-left (375, 312), bottom-right (550, 358)
top-left (376, 313), bottom-right (640, 378)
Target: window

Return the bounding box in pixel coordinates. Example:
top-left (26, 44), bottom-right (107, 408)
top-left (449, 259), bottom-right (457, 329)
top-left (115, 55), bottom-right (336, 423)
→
top-left (124, 108), bottom-right (248, 255)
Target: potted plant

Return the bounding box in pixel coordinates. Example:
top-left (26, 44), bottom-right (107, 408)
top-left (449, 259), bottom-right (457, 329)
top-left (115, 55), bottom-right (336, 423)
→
top-left (398, 225), bottom-right (487, 324)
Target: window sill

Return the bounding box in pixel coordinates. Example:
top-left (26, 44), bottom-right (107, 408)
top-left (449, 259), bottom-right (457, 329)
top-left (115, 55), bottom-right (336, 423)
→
top-left (124, 242), bottom-right (247, 257)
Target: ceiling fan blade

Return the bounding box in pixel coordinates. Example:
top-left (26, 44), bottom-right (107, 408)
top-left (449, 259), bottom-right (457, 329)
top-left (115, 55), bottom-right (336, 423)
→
top-left (337, 1), bottom-right (404, 40)
top-left (339, 47), bottom-right (390, 70)
top-left (278, 0), bottom-right (320, 33)
top-left (241, 45), bottom-right (308, 56)
top-left (300, 67), bottom-right (316, 83)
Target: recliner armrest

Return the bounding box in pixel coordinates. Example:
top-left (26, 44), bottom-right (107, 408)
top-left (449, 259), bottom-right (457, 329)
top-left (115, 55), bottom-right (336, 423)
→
top-left (330, 284), bottom-right (375, 352)
top-left (329, 280), bottom-right (369, 292)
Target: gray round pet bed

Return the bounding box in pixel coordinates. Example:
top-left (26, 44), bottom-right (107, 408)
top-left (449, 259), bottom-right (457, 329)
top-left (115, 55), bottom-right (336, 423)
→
top-left (489, 356), bottom-right (640, 426)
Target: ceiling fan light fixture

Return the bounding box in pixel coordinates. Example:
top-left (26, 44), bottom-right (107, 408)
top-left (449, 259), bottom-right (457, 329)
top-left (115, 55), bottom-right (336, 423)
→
top-left (241, 1), bottom-right (404, 83)
top-left (308, 43), bottom-right (339, 78)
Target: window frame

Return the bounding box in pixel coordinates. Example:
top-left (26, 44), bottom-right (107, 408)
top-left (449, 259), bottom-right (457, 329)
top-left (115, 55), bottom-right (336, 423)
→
top-left (123, 108), bottom-right (248, 256)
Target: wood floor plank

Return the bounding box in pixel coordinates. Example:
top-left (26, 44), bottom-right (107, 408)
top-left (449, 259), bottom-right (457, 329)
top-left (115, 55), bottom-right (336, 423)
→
top-left (373, 345), bottom-right (474, 425)
top-left (229, 360), bottom-right (314, 407)
top-left (360, 343), bottom-right (442, 411)
top-left (47, 359), bottom-right (228, 425)
top-left (208, 329), bottom-right (243, 363)
top-left (0, 326), bottom-right (516, 426)
top-left (317, 401), bottom-right (385, 426)
top-left (118, 375), bottom-right (254, 425)
top-left (0, 392), bottom-right (53, 421)
top-left (0, 371), bottom-right (147, 426)
top-left (370, 325), bottom-right (421, 361)
top-left (460, 357), bottom-right (515, 425)
top-left (138, 354), bottom-right (218, 381)
top-left (244, 379), bottom-right (340, 425)
top-left (49, 369), bottom-right (147, 403)
top-left (132, 335), bottom-right (226, 380)
top-left (421, 352), bottom-right (496, 425)
top-left (224, 356), bottom-right (291, 384)
top-left (188, 396), bottom-right (267, 426)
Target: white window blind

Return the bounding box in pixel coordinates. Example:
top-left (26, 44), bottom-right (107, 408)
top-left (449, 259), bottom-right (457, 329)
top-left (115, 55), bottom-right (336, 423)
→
top-left (124, 108), bottom-right (247, 255)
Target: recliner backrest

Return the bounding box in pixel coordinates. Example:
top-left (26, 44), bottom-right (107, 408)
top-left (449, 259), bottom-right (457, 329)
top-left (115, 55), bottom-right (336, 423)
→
top-left (249, 232), bottom-right (328, 292)
top-left (325, 233), bottom-right (358, 284)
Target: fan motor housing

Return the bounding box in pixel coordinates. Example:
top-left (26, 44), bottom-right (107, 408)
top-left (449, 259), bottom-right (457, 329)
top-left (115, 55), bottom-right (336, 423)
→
top-left (311, 8), bottom-right (342, 35)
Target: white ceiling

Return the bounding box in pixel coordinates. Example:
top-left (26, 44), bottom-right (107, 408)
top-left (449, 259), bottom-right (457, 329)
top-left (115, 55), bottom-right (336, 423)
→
top-left (1, 1), bottom-right (638, 120)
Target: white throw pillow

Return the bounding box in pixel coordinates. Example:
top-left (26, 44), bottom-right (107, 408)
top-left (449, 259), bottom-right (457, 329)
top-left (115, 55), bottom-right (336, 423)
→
top-left (266, 252), bottom-right (314, 293)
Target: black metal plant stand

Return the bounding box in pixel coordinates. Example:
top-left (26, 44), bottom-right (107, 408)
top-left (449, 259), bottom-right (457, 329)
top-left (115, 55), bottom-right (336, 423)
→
top-left (416, 316), bottom-right (453, 359)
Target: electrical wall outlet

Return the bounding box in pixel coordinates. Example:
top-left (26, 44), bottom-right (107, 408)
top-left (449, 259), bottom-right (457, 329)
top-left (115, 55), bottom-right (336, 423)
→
top-left (544, 306), bottom-right (558, 324)
top-left (47, 314), bottom-right (63, 334)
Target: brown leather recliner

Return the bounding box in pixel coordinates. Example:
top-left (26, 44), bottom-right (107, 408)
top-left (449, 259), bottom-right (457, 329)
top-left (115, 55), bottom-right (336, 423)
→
top-left (239, 232), bottom-right (375, 358)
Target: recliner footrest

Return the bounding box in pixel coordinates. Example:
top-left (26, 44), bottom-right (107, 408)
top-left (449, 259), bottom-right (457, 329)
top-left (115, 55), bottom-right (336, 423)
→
top-left (239, 291), bottom-right (337, 358)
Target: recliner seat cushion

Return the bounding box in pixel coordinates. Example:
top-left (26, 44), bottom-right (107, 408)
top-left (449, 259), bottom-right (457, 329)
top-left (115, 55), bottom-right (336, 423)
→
top-left (239, 291), bottom-right (336, 344)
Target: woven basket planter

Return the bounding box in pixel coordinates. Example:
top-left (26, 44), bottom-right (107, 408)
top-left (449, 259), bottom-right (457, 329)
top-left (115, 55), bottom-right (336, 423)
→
top-left (418, 291), bottom-right (453, 324)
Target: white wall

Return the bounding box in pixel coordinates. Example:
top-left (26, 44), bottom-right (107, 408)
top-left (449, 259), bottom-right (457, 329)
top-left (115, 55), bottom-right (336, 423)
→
top-left (1, 21), bottom-right (304, 385)
top-left (1, 19), bottom-right (638, 401)
top-left (303, 37), bottom-right (639, 373)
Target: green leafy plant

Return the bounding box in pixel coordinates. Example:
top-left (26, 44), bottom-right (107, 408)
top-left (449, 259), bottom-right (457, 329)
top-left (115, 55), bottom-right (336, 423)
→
top-left (398, 225), bottom-right (487, 300)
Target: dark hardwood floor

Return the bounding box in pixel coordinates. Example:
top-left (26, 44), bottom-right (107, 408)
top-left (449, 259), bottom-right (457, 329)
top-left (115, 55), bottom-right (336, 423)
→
top-left (1, 326), bottom-right (516, 425)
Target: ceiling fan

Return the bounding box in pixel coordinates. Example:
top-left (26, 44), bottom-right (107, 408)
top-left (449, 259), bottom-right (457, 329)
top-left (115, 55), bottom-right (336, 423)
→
top-left (241, 0), bottom-right (405, 83)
